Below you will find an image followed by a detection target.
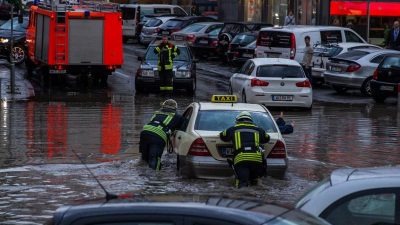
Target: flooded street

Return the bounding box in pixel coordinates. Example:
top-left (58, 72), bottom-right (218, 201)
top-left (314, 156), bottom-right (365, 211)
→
top-left (1, 52), bottom-right (400, 224)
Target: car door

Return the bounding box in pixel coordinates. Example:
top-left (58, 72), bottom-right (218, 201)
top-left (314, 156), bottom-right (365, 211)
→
top-left (173, 106), bottom-right (196, 156)
top-left (71, 215), bottom-right (184, 225)
top-left (231, 61), bottom-right (254, 97)
top-left (320, 188), bottom-right (400, 225)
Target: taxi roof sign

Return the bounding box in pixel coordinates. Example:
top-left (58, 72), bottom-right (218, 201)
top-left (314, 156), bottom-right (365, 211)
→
top-left (211, 95), bottom-right (238, 103)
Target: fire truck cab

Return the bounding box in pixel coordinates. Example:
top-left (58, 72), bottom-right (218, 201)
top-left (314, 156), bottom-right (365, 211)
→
top-left (26, 1), bottom-right (123, 86)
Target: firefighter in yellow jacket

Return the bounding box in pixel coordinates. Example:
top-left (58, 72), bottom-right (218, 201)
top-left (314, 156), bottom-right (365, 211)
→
top-left (220, 111), bottom-right (270, 188)
top-left (154, 36), bottom-right (180, 92)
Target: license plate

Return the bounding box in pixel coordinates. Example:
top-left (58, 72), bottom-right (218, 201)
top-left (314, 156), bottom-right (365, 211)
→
top-left (266, 53), bottom-right (281, 58)
top-left (199, 40), bottom-right (208, 44)
top-left (272, 95), bottom-right (293, 101)
top-left (174, 36), bottom-right (183, 41)
top-left (242, 53), bottom-right (253, 58)
top-left (49, 69), bottom-right (66, 74)
top-left (162, 31), bottom-right (169, 35)
top-left (220, 147), bottom-right (234, 157)
top-left (380, 85), bottom-right (394, 91)
top-left (330, 66), bottom-right (342, 72)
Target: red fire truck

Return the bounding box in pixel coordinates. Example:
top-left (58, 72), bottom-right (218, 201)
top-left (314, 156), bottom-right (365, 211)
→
top-left (25, 1), bottom-right (123, 86)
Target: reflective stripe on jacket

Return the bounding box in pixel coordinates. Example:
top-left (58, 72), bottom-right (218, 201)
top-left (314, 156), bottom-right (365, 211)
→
top-left (143, 111), bottom-right (175, 143)
top-left (154, 44), bottom-right (179, 71)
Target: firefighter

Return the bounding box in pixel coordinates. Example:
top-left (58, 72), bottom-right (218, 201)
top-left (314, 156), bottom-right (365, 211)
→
top-left (139, 99), bottom-right (183, 170)
top-left (220, 111), bottom-right (270, 188)
top-left (154, 36), bottom-right (180, 92)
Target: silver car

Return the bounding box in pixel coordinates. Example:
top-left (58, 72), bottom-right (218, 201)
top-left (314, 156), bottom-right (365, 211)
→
top-left (140, 16), bottom-right (175, 45)
top-left (324, 49), bottom-right (400, 96)
top-left (171, 22), bottom-right (223, 46)
top-left (295, 167), bottom-right (400, 225)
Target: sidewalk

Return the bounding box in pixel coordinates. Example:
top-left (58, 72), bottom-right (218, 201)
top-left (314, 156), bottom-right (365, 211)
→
top-left (0, 61), bottom-right (35, 101)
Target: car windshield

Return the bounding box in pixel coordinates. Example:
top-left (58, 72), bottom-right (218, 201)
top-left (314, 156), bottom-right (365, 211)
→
top-left (245, 40), bottom-right (256, 48)
top-left (0, 18), bottom-right (28, 32)
top-left (144, 18), bottom-right (162, 27)
top-left (313, 45), bottom-right (343, 57)
top-left (195, 110), bottom-right (278, 132)
top-left (209, 28), bottom-right (221, 36)
top-left (145, 46), bottom-right (190, 62)
top-left (181, 24), bottom-right (206, 32)
top-left (161, 19), bottom-right (184, 28)
top-left (231, 34), bottom-right (257, 46)
top-left (257, 65), bottom-right (304, 78)
top-left (334, 50), bottom-right (370, 61)
top-left (380, 57), bottom-right (400, 69)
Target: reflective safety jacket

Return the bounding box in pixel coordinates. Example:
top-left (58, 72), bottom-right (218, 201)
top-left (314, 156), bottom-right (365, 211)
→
top-left (142, 109), bottom-right (183, 144)
top-left (154, 43), bottom-right (180, 71)
top-left (220, 122), bottom-right (270, 165)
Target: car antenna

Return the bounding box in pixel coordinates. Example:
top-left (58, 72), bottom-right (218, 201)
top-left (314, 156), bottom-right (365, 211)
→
top-left (71, 149), bottom-right (118, 201)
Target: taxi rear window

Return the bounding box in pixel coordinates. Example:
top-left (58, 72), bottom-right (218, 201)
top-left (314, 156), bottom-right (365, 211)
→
top-left (194, 110), bottom-right (277, 132)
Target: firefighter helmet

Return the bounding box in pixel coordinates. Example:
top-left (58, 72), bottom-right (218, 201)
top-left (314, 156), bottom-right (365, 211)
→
top-left (236, 111), bottom-right (253, 122)
top-left (161, 99), bottom-right (178, 110)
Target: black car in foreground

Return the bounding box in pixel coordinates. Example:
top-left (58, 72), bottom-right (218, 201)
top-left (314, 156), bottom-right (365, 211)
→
top-left (135, 41), bottom-right (196, 94)
top-left (157, 16), bottom-right (216, 38)
top-left (371, 55), bottom-right (400, 103)
top-left (0, 17), bottom-right (28, 65)
top-left (47, 195), bottom-right (331, 225)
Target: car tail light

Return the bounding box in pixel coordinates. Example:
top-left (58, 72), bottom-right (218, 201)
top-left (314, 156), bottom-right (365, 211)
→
top-left (154, 27), bottom-right (160, 34)
top-left (251, 78), bottom-right (269, 87)
top-left (136, 69), bottom-right (141, 77)
top-left (228, 44), bottom-right (232, 51)
top-left (171, 29), bottom-right (180, 34)
top-left (234, 51), bottom-right (239, 57)
top-left (296, 80), bottom-right (311, 88)
top-left (267, 140), bottom-right (286, 158)
top-left (187, 34), bottom-right (196, 43)
top-left (290, 33), bottom-right (296, 60)
top-left (188, 138), bottom-right (211, 156)
top-left (211, 40), bottom-right (218, 47)
top-left (373, 69), bottom-right (379, 80)
top-left (346, 63), bottom-right (361, 72)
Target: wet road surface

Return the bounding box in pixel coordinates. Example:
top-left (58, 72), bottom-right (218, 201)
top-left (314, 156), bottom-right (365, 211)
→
top-left (0, 48), bottom-right (400, 224)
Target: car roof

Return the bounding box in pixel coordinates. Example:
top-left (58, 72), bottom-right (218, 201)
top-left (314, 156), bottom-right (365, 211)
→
top-left (190, 22), bottom-right (223, 25)
top-left (316, 42), bottom-right (379, 48)
top-left (149, 40), bottom-right (188, 47)
top-left (198, 103), bottom-right (267, 112)
top-left (120, 4), bottom-right (180, 7)
top-left (170, 16), bottom-right (211, 21)
top-left (330, 167), bottom-right (400, 186)
top-left (260, 25), bottom-right (353, 32)
top-left (249, 58), bottom-right (301, 67)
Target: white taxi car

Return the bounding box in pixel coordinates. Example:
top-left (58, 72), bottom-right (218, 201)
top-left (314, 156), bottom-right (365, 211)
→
top-left (230, 58), bottom-right (312, 109)
top-left (172, 95), bottom-right (288, 179)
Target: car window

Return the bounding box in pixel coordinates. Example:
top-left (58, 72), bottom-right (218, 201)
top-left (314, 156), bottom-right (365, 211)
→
top-left (246, 41), bottom-right (256, 48)
top-left (239, 60), bottom-right (251, 74)
top-left (370, 54), bottom-right (387, 64)
top-left (322, 191), bottom-right (397, 225)
top-left (0, 18), bottom-right (28, 31)
top-left (257, 65), bottom-right (305, 78)
top-left (313, 46), bottom-right (343, 57)
top-left (244, 62), bottom-right (255, 75)
top-left (181, 24), bottom-right (206, 32)
top-left (380, 56), bottom-right (400, 69)
top-left (205, 24), bottom-right (222, 33)
top-left (209, 28), bottom-right (221, 36)
top-left (180, 107), bottom-right (193, 131)
top-left (121, 7), bottom-right (136, 20)
top-left (334, 50), bottom-right (369, 61)
top-left (173, 7), bottom-right (187, 16)
top-left (145, 46), bottom-right (190, 62)
top-left (320, 30), bottom-right (343, 44)
top-left (349, 46), bottom-right (380, 51)
top-left (194, 110), bottom-right (278, 133)
top-left (144, 18), bottom-right (162, 27)
top-left (231, 34), bottom-right (257, 46)
top-left (161, 20), bottom-right (184, 29)
top-left (257, 31), bottom-right (292, 48)
top-left (221, 24), bottom-right (246, 34)
top-left (345, 30), bottom-right (363, 43)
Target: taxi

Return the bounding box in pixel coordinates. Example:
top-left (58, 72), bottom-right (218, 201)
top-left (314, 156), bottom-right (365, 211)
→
top-left (172, 95), bottom-right (288, 179)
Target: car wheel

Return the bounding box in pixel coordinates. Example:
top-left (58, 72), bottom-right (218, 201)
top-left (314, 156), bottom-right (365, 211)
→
top-left (241, 90), bottom-right (247, 103)
top-left (361, 77), bottom-right (373, 96)
top-left (10, 46), bottom-right (26, 65)
top-left (332, 85), bottom-right (348, 94)
top-left (372, 93), bottom-right (387, 103)
top-left (186, 78), bottom-right (196, 95)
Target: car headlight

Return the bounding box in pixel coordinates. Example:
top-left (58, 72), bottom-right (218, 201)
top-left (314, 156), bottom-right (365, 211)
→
top-left (0, 38), bottom-right (9, 44)
top-left (175, 70), bottom-right (191, 78)
top-left (141, 69), bottom-right (154, 77)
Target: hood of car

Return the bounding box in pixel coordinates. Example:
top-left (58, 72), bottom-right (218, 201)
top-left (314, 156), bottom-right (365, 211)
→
top-left (140, 60), bottom-right (191, 70)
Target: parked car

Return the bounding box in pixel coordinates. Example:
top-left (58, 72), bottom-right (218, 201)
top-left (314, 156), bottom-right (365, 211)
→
top-left (120, 4), bottom-right (188, 42)
top-left (324, 49), bottom-right (400, 96)
top-left (171, 22), bottom-right (223, 46)
top-left (135, 41), bottom-right (196, 94)
top-left (295, 166), bottom-right (400, 225)
top-left (255, 26), bottom-right (366, 63)
top-left (140, 16), bottom-right (176, 45)
top-left (49, 196), bottom-right (331, 225)
top-left (226, 32), bottom-right (258, 63)
top-left (0, 17), bottom-right (29, 65)
top-left (371, 55), bottom-right (400, 103)
top-left (312, 42), bottom-right (382, 82)
top-left (230, 58), bottom-right (313, 109)
top-left (191, 27), bottom-right (221, 59)
top-left (157, 16), bottom-right (217, 38)
top-left (232, 40), bottom-right (256, 65)
top-left (218, 22), bottom-right (272, 60)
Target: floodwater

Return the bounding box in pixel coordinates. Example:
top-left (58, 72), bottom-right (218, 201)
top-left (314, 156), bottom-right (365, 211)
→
top-left (0, 72), bottom-right (400, 224)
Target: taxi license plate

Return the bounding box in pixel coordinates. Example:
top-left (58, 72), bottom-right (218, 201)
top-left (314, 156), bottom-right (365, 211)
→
top-left (330, 66), bottom-right (342, 72)
top-left (272, 95), bottom-right (293, 101)
top-left (162, 31), bottom-right (169, 35)
top-left (380, 85), bottom-right (394, 91)
top-left (243, 53), bottom-right (253, 58)
top-left (220, 147), bottom-right (234, 157)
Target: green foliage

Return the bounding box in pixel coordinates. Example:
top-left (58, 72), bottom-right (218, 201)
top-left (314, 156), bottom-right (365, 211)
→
top-left (5, 0), bottom-right (22, 10)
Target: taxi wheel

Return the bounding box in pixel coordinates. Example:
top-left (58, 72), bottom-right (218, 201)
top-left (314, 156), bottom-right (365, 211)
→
top-left (241, 90), bottom-right (247, 103)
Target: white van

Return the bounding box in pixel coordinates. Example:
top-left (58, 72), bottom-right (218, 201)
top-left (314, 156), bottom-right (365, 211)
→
top-left (120, 4), bottom-right (188, 42)
top-left (255, 26), bottom-right (366, 63)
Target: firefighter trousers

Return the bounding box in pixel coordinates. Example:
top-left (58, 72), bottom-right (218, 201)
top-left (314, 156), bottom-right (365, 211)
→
top-left (234, 161), bottom-right (265, 188)
top-left (139, 132), bottom-right (166, 170)
top-left (159, 69), bottom-right (173, 91)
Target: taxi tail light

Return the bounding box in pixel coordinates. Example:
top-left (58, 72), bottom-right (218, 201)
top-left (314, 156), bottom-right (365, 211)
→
top-left (251, 78), bottom-right (269, 87)
top-left (267, 140), bottom-right (286, 158)
top-left (346, 63), bottom-right (361, 72)
top-left (373, 69), bottom-right (379, 80)
top-left (290, 33), bottom-right (296, 60)
top-left (154, 27), bottom-right (160, 34)
top-left (188, 138), bottom-right (211, 156)
top-left (296, 79), bottom-right (311, 88)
